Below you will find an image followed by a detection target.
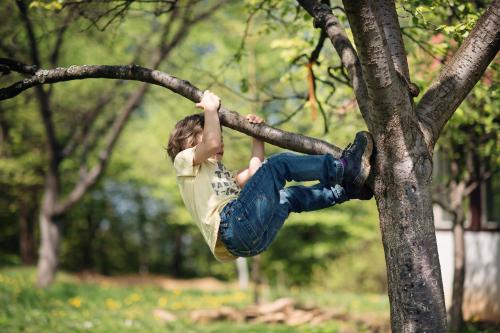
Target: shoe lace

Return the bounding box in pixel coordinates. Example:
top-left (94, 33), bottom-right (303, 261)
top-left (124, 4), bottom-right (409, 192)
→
top-left (341, 142), bottom-right (353, 158)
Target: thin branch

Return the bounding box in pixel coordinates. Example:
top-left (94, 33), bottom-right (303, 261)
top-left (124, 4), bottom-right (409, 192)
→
top-left (232, 0), bottom-right (266, 62)
top-left (272, 100), bottom-right (308, 126)
top-left (54, 82), bottom-right (149, 215)
top-left (61, 89), bottom-right (118, 157)
top-left (310, 29), bottom-right (327, 64)
top-left (401, 28), bottom-right (445, 63)
top-left (297, 0), bottom-right (372, 126)
top-left (432, 192), bottom-right (452, 213)
top-left (327, 65), bottom-right (350, 85)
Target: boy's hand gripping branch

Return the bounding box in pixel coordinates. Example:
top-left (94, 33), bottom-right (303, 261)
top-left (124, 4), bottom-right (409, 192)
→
top-left (193, 90), bottom-right (223, 165)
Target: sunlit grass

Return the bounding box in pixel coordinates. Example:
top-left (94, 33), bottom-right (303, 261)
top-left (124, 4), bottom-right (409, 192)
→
top-left (0, 267), bottom-right (390, 332)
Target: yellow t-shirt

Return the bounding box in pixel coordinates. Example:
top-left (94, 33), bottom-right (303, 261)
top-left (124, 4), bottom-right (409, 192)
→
top-left (173, 147), bottom-right (239, 262)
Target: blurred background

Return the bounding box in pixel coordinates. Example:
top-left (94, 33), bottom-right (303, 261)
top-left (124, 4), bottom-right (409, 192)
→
top-left (0, 0), bottom-right (498, 332)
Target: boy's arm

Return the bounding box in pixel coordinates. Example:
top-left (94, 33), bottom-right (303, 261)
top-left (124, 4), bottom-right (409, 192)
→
top-left (193, 90), bottom-right (222, 165)
top-left (236, 115), bottom-right (265, 188)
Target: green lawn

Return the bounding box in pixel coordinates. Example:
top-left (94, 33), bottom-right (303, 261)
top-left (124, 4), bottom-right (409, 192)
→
top-left (0, 267), bottom-right (391, 333)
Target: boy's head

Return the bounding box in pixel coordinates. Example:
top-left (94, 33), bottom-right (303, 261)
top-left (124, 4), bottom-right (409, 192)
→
top-left (167, 113), bottom-right (204, 162)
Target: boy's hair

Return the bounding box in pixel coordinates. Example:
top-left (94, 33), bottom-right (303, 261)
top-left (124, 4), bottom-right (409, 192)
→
top-left (167, 113), bottom-right (204, 162)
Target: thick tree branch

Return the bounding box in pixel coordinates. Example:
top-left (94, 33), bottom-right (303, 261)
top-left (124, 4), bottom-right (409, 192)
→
top-left (0, 63), bottom-right (341, 153)
top-left (416, 0), bottom-right (500, 149)
top-left (432, 192), bottom-right (452, 213)
top-left (0, 58), bottom-right (38, 75)
top-left (373, 0), bottom-right (411, 84)
top-left (342, 0), bottom-right (412, 126)
top-left (297, 0), bottom-right (372, 126)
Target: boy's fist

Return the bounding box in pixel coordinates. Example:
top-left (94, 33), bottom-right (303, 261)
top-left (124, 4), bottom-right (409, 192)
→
top-left (245, 114), bottom-right (264, 124)
top-left (195, 90), bottom-right (221, 112)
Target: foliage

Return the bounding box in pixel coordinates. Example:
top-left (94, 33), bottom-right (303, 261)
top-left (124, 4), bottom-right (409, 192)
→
top-left (402, 0), bottom-right (487, 43)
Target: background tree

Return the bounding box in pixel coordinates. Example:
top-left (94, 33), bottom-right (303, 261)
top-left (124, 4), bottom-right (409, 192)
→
top-left (433, 80), bottom-right (499, 332)
top-left (0, 0), bottom-right (226, 287)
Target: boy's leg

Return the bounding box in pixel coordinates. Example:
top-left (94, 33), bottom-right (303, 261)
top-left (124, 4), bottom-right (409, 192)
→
top-left (226, 154), bottom-right (344, 256)
top-left (221, 132), bottom-right (373, 256)
top-left (279, 183), bottom-right (348, 213)
top-left (260, 152), bottom-right (344, 189)
top-left (247, 183), bottom-right (348, 254)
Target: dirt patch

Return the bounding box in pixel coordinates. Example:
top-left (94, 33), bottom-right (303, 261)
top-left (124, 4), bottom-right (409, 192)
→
top-left (190, 297), bottom-right (390, 331)
top-left (75, 272), bottom-right (231, 291)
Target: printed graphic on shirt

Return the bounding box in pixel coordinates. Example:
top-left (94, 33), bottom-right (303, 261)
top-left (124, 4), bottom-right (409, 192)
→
top-left (211, 162), bottom-right (241, 196)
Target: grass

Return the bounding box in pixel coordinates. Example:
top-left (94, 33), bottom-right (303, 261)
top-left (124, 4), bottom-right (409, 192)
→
top-left (0, 267), bottom-right (391, 333)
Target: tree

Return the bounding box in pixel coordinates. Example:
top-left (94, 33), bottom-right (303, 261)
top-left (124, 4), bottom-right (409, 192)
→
top-left (433, 80), bottom-right (499, 332)
top-left (0, 0), bottom-right (225, 287)
top-left (1, 0), bottom-right (498, 331)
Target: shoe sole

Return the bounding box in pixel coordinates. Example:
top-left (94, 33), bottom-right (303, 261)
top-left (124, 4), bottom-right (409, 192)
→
top-left (353, 131), bottom-right (373, 187)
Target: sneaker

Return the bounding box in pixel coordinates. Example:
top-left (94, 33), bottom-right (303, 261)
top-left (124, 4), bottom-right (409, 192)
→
top-left (341, 131), bottom-right (373, 189)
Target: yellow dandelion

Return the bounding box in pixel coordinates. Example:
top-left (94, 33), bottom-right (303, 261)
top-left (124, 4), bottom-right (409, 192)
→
top-left (234, 292), bottom-right (247, 301)
top-left (105, 298), bottom-right (121, 310)
top-left (68, 297), bottom-right (82, 308)
top-left (158, 297), bottom-right (168, 307)
top-left (172, 302), bottom-right (183, 310)
top-left (124, 293), bottom-right (142, 305)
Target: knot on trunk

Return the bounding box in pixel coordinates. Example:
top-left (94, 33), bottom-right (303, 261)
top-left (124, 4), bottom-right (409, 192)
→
top-left (312, 2), bottom-right (332, 29)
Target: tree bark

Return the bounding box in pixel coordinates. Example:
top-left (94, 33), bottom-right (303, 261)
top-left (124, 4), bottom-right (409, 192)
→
top-left (374, 132), bottom-right (447, 332)
top-left (36, 211), bottom-right (61, 288)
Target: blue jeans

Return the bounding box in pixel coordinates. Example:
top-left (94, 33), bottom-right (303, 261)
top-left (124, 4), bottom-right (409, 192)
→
top-left (219, 153), bottom-right (347, 257)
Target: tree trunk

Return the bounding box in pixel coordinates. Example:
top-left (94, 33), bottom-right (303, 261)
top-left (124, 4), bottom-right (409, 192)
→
top-left (36, 210), bottom-right (61, 288)
top-left (251, 255), bottom-right (262, 304)
top-left (19, 197), bottom-right (36, 265)
top-left (449, 217), bottom-right (465, 332)
top-left (374, 132), bottom-right (448, 332)
top-left (236, 257), bottom-right (249, 290)
top-left (82, 213), bottom-right (98, 270)
top-left (37, 171), bottom-right (61, 287)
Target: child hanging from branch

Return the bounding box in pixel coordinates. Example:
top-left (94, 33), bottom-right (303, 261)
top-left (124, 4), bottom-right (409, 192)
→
top-left (167, 91), bottom-right (373, 262)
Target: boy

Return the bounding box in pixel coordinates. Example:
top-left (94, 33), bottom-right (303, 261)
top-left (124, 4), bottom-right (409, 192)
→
top-left (167, 91), bottom-right (373, 262)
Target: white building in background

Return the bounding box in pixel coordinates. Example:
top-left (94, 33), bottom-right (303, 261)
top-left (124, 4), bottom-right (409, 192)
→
top-left (434, 174), bottom-right (500, 322)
